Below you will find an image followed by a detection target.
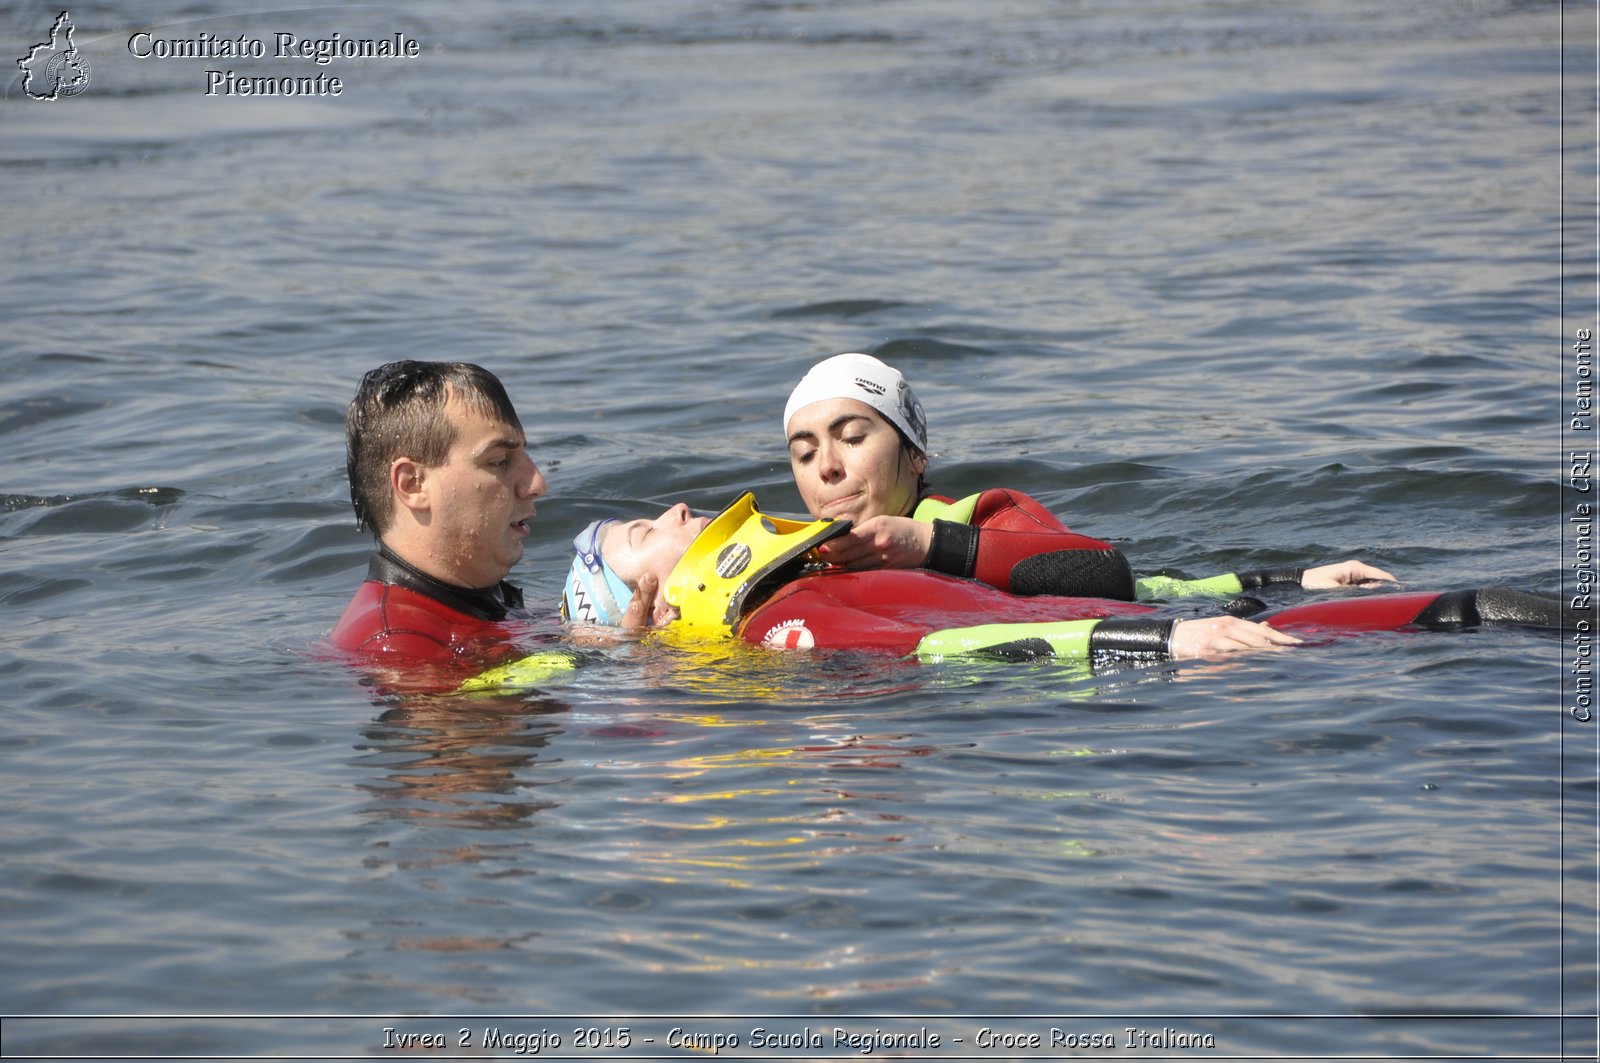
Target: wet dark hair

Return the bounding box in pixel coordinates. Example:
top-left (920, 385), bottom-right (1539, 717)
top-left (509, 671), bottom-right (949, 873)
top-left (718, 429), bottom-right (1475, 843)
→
top-left (345, 361), bottom-right (523, 535)
top-left (892, 425), bottom-right (929, 509)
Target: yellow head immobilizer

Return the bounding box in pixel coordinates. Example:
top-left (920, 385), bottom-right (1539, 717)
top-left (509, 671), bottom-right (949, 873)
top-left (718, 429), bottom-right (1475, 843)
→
top-left (662, 492), bottom-right (851, 639)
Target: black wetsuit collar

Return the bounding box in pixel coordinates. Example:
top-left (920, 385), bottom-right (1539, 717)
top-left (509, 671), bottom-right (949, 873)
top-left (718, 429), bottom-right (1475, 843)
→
top-left (368, 544), bottom-right (524, 621)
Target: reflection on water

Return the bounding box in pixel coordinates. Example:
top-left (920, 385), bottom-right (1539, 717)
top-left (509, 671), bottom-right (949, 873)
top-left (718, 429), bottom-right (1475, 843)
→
top-left (357, 691), bottom-right (569, 831)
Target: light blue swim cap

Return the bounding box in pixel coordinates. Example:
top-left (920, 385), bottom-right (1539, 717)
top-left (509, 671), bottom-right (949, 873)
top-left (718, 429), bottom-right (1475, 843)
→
top-left (561, 519), bottom-right (634, 626)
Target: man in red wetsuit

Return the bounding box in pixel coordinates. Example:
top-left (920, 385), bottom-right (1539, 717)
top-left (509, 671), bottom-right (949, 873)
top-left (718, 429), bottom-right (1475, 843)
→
top-left (330, 361), bottom-right (548, 678)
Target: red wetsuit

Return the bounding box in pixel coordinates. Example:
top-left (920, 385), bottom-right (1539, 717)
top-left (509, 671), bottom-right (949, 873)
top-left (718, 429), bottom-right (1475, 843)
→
top-left (330, 546), bottom-right (526, 672)
top-left (916, 488), bottom-right (1137, 600)
top-left (915, 488), bottom-right (1326, 603)
top-left (742, 569), bottom-right (1152, 656)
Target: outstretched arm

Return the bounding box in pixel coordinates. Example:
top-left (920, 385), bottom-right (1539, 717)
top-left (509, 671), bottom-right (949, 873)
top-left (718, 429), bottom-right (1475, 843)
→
top-left (1137, 560), bottom-right (1397, 600)
top-left (911, 612), bottom-right (1300, 663)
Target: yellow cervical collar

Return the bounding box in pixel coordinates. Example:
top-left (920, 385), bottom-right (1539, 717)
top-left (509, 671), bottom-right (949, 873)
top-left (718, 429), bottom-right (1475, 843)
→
top-left (662, 492), bottom-right (851, 639)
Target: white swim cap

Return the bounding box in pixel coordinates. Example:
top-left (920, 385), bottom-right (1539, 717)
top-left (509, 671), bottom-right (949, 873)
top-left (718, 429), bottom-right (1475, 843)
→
top-left (783, 353), bottom-right (927, 454)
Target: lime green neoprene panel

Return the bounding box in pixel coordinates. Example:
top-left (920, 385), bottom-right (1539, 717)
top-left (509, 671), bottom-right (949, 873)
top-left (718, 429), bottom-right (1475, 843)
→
top-left (1133, 573), bottom-right (1246, 601)
top-left (912, 493), bottom-right (981, 525)
top-left (913, 618), bottom-right (1099, 662)
top-left (456, 650), bottom-right (578, 692)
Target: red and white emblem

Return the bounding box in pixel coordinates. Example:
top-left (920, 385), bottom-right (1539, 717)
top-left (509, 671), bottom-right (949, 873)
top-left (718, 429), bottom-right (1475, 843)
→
top-left (760, 619), bottom-right (814, 650)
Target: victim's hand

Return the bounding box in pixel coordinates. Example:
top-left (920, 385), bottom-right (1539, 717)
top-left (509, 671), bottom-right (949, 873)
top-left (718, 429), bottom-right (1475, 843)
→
top-left (1301, 560), bottom-right (1397, 589)
top-left (619, 573), bottom-right (660, 630)
top-left (1168, 615), bottom-right (1303, 659)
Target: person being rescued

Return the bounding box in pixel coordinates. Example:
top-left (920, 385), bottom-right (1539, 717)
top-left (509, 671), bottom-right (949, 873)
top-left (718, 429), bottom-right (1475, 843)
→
top-left (543, 490), bottom-right (1566, 680)
top-left (559, 493), bottom-right (1287, 661)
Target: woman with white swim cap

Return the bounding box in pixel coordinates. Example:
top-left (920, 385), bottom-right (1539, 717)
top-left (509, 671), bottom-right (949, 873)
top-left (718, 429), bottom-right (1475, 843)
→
top-left (782, 352), bottom-right (1395, 601)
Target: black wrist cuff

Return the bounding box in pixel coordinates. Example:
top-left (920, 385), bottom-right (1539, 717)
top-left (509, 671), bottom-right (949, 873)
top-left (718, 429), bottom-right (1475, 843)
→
top-left (926, 519), bottom-right (979, 578)
top-left (1237, 567), bottom-right (1305, 590)
top-left (1223, 596), bottom-right (1268, 617)
top-left (1088, 617), bottom-right (1177, 658)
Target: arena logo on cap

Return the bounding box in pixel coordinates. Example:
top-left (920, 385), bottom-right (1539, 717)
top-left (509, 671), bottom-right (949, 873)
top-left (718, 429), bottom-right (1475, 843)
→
top-left (17, 11), bottom-right (91, 100)
top-left (852, 376), bottom-right (887, 396)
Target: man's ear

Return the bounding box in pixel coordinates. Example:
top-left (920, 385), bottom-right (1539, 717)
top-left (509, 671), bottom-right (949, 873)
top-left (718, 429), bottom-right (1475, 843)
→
top-left (909, 449), bottom-right (929, 476)
top-left (390, 457), bottom-right (430, 515)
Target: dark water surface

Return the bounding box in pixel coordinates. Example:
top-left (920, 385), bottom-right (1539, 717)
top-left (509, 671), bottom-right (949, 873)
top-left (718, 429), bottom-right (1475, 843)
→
top-left (2, 1), bottom-right (1594, 1058)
